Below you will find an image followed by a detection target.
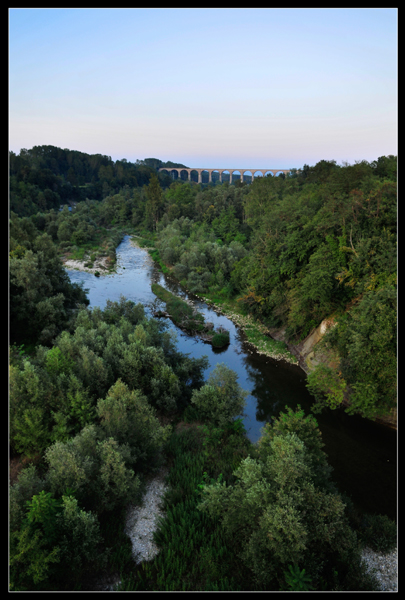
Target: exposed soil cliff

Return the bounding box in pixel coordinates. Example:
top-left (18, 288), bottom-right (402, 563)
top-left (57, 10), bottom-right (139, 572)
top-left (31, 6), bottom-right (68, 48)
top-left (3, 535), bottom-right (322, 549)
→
top-left (268, 319), bottom-right (397, 430)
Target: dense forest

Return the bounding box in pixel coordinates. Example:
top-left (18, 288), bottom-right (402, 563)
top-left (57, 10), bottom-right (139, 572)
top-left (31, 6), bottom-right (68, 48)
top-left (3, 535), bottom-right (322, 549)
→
top-left (9, 146), bottom-right (396, 590)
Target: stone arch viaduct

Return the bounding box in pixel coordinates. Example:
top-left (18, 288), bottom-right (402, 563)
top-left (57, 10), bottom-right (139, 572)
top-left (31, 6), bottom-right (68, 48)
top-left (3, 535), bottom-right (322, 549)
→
top-left (158, 167), bottom-right (292, 184)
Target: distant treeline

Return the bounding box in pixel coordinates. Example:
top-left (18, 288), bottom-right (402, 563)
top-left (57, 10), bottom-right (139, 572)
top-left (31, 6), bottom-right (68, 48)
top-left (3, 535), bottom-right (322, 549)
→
top-left (9, 145), bottom-right (188, 216)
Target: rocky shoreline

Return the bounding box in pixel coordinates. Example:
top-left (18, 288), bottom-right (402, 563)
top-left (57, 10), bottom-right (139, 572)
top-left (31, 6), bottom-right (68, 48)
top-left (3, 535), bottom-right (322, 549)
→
top-left (63, 255), bottom-right (110, 274)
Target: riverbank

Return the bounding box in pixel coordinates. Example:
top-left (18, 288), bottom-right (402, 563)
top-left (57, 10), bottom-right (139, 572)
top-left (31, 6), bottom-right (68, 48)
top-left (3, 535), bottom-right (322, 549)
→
top-left (151, 283), bottom-right (230, 347)
top-left (132, 236), bottom-right (298, 364)
top-left (133, 234), bottom-right (396, 430)
top-left (63, 255), bottom-right (111, 274)
top-left (60, 227), bottom-right (128, 275)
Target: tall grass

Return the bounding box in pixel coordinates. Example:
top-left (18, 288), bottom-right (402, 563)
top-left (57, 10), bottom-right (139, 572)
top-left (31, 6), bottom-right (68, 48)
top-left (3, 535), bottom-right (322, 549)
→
top-left (117, 423), bottom-right (251, 591)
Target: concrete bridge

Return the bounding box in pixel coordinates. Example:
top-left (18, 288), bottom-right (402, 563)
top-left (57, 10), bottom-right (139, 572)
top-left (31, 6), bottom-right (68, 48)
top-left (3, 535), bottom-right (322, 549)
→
top-left (158, 167), bottom-right (292, 184)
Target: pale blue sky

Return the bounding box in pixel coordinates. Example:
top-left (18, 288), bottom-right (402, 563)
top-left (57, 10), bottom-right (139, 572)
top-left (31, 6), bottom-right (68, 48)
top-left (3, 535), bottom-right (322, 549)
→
top-left (9, 8), bottom-right (397, 169)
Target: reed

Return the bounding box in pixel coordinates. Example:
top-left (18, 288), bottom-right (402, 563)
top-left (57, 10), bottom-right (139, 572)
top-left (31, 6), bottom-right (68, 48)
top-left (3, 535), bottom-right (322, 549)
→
top-left (120, 423), bottom-right (250, 591)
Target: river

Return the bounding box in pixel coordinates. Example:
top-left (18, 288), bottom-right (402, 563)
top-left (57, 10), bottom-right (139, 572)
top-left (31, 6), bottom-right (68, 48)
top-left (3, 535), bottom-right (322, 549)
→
top-left (66, 235), bottom-right (396, 521)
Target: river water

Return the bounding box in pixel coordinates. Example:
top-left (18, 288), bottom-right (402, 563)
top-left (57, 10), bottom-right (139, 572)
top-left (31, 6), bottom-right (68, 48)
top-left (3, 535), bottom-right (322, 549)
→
top-left (66, 236), bottom-right (396, 520)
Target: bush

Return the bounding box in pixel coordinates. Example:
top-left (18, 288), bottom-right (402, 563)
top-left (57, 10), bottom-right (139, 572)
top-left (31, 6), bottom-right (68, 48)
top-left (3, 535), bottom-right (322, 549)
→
top-left (197, 406), bottom-right (371, 590)
top-left (96, 379), bottom-right (171, 471)
top-left (358, 514), bottom-right (397, 553)
top-left (211, 331), bottom-right (230, 348)
top-left (10, 489), bottom-right (106, 590)
top-left (190, 363), bottom-right (248, 427)
top-left (44, 423), bottom-right (141, 514)
top-left (44, 425), bottom-right (99, 505)
top-left (10, 465), bottom-right (47, 533)
top-left (55, 494), bottom-right (107, 584)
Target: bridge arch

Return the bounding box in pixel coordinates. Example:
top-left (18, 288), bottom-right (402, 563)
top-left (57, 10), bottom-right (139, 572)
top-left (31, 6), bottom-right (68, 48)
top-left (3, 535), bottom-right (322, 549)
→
top-left (211, 170), bottom-right (220, 184)
top-left (190, 169), bottom-right (199, 183)
top-left (231, 170), bottom-right (241, 183)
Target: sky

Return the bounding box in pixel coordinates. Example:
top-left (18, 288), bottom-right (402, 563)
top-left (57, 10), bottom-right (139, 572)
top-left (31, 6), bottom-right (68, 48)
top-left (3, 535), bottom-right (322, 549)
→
top-left (9, 8), bottom-right (397, 169)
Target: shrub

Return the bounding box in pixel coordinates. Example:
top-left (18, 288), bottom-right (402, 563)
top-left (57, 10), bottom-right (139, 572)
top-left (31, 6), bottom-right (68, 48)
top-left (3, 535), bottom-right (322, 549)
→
top-left (45, 424), bottom-right (141, 514)
top-left (190, 363), bottom-right (248, 427)
top-left (96, 379), bottom-right (171, 471)
top-left (44, 425), bottom-right (99, 505)
top-left (211, 331), bottom-right (230, 348)
top-left (96, 437), bottom-right (141, 513)
top-left (358, 514), bottom-right (397, 553)
top-left (10, 465), bottom-right (46, 533)
top-left (283, 564), bottom-right (315, 591)
top-left (258, 405), bottom-right (334, 492)
top-left (197, 406), bottom-right (367, 590)
top-left (55, 494), bottom-right (106, 581)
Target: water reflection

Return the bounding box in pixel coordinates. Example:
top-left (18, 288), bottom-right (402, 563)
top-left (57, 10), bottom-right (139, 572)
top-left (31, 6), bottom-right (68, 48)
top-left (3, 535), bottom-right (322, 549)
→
top-left (66, 236), bottom-right (396, 520)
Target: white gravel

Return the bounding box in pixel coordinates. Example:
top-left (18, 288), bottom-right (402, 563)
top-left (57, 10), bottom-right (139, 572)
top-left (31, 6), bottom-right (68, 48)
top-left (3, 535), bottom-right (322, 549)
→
top-left (360, 546), bottom-right (398, 591)
top-left (63, 255), bottom-right (110, 273)
top-left (124, 466), bottom-right (169, 565)
top-left (94, 469), bottom-right (397, 592)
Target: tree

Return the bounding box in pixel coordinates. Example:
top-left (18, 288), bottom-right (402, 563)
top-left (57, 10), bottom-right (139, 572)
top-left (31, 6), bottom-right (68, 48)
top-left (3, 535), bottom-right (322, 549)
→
top-left (145, 174), bottom-right (164, 231)
top-left (197, 406), bottom-right (361, 590)
top-left (96, 379), bottom-right (171, 471)
top-left (191, 363), bottom-right (248, 427)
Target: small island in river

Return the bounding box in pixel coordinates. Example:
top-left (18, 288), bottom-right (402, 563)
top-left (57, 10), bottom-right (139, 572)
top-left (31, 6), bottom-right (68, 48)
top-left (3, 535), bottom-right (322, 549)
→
top-left (151, 283), bottom-right (230, 348)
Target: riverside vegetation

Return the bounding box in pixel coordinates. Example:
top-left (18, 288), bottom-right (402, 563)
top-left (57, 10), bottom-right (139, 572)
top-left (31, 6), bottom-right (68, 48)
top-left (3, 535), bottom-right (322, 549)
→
top-left (151, 283), bottom-right (230, 348)
top-left (9, 146), bottom-right (396, 590)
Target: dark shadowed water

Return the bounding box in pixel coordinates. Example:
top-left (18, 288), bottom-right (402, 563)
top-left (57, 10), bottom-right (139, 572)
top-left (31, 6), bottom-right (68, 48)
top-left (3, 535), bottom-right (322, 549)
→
top-left (66, 236), bottom-right (397, 520)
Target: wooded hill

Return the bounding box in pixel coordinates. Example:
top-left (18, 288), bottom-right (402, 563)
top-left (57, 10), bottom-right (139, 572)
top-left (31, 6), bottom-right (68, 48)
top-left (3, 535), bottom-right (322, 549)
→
top-left (9, 148), bottom-right (397, 591)
top-left (9, 148), bottom-right (397, 422)
top-left (9, 145), bottom-right (187, 216)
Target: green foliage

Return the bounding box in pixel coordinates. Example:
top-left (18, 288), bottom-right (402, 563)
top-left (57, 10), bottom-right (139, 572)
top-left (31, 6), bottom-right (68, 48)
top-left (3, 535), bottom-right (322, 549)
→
top-left (152, 283), bottom-right (229, 346)
top-left (10, 524), bottom-right (61, 589)
top-left (25, 490), bottom-right (63, 543)
top-left (197, 405), bottom-right (373, 590)
top-left (11, 406), bottom-right (51, 457)
top-left (191, 363), bottom-right (248, 427)
top-left (117, 425), bottom-right (248, 591)
top-left (67, 378), bottom-right (95, 433)
top-left (10, 228), bottom-right (89, 346)
top-left (258, 405), bottom-right (334, 491)
top-left (44, 424), bottom-right (141, 514)
top-left (96, 436), bottom-right (141, 513)
top-left (10, 465), bottom-right (46, 532)
top-left (45, 347), bottom-right (74, 377)
top-left (306, 364), bottom-right (348, 413)
top-left (283, 564), bottom-right (315, 591)
top-left (55, 494), bottom-right (106, 579)
top-left (96, 378), bottom-right (171, 471)
top-left (326, 286), bottom-right (397, 419)
top-left (44, 425), bottom-right (100, 504)
top-left (10, 486), bottom-right (105, 591)
top-left (358, 514), bottom-right (397, 553)
top-left (211, 331), bottom-right (230, 347)
top-left (145, 174), bottom-right (164, 231)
